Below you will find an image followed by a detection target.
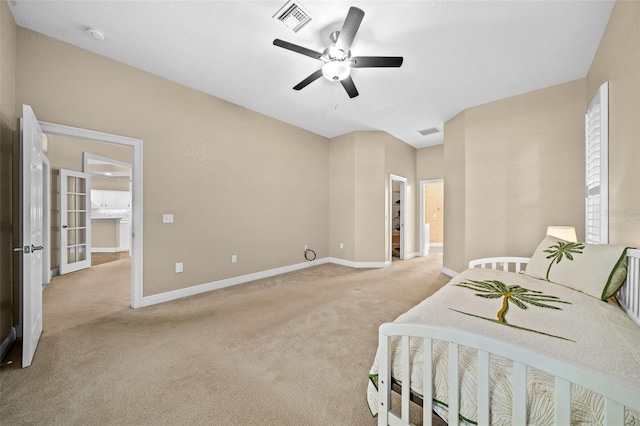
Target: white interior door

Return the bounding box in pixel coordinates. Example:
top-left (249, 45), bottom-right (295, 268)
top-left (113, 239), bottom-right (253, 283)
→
top-left (19, 105), bottom-right (44, 368)
top-left (60, 169), bottom-right (91, 274)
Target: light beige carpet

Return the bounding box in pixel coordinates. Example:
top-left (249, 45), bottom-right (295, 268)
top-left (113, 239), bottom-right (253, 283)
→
top-left (1, 252), bottom-right (450, 425)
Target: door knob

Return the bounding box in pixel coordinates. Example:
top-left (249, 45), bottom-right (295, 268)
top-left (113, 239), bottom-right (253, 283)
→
top-left (62, 225), bottom-right (68, 228)
top-left (31, 245), bottom-right (44, 251)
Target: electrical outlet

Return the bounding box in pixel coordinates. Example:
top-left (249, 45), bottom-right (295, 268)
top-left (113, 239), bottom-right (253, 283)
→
top-left (231, 255), bottom-right (237, 263)
top-left (340, 242), bottom-right (344, 249)
top-left (175, 262), bottom-right (183, 273)
top-left (163, 214), bottom-right (174, 224)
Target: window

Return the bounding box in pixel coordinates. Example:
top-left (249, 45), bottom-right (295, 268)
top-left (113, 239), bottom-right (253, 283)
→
top-left (585, 82), bottom-right (608, 244)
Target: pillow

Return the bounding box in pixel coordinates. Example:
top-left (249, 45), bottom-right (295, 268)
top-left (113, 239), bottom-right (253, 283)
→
top-left (524, 235), bottom-right (628, 300)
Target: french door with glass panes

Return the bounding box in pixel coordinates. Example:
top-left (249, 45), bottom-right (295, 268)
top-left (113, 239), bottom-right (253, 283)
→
top-left (60, 169), bottom-right (91, 274)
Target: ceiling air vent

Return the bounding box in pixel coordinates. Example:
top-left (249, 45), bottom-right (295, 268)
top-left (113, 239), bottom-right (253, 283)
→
top-left (273, 1), bottom-right (313, 33)
top-left (418, 127), bottom-right (441, 136)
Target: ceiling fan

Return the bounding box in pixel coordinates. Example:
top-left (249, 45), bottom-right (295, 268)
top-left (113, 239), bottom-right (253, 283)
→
top-left (273, 6), bottom-right (403, 99)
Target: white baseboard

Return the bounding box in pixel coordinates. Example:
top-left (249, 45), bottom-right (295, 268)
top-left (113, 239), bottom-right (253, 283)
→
top-left (327, 257), bottom-right (389, 269)
top-left (405, 251), bottom-right (419, 260)
top-left (441, 267), bottom-right (458, 278)
top-left (139, 257), bottom-right (393, 308)
top-left (0, 327), bottom-right (16, 362)
top-left (91, 248), bottom-right (119, 253)
top-left (140, 258), bottom-right (332, 307)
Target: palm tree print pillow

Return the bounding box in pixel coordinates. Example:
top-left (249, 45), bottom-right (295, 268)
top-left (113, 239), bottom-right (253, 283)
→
top-left (524, 235), bottom-right (628, 300)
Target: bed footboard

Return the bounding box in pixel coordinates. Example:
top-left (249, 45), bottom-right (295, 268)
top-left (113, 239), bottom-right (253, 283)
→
top-left (377, 323), bottom-right (640, 426)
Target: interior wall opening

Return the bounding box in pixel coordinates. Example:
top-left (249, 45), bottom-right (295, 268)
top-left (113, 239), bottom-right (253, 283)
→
top-left (420, 179), bottom-right (444, 257)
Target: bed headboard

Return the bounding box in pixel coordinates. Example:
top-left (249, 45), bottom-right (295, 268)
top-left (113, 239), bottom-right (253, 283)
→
top-left (618, 248), bottom-right (640, 326)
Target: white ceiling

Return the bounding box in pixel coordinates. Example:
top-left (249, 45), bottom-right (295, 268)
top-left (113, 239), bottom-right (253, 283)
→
top-left (9, 0), bottom-right (615, 148)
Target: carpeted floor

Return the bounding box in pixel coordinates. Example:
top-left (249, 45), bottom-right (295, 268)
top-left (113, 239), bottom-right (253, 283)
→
top-left (1, 251), bottom-right (450, 425)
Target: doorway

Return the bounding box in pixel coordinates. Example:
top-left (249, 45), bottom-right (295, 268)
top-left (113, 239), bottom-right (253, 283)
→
top-left (39, 121), bottom-right (143, 308)
top-left (419, 179), bottom-right (444, 256)
top-left (389, 174), bottom-right (407, 262)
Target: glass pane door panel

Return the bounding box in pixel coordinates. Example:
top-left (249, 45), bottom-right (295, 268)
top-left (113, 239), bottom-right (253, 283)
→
top-left (77, 245), bottom-right (86, 262)
top-left (68, 246), bottom-right (77, 263)
top-left (76, 229), bottom-right (86, 245)
top-left (77, 214), bottom-right (85, 227)
top-left (67, 176), bottom-right (76, 193)
top-left (76, 178), bottom-right (85, 193)
top-left (67, 212), bottom-right (76, 227)
top-left (76, 194), bottom-right (85, 210)
top-left (67, 229), bottom-right (76, 245)
top-left (67, 194), bottom-right (76, 210)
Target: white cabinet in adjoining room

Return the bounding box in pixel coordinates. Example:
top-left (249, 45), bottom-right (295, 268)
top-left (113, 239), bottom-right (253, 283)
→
top-left (91, 190), bottom-right (131, 210)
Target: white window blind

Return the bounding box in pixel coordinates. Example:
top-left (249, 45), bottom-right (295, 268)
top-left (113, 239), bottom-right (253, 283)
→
top-left (585, 82), bottom-right (608, 244)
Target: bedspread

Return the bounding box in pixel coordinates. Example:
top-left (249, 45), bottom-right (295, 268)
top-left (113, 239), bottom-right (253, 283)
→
top-left (367, 268), bottom-right (640, 425)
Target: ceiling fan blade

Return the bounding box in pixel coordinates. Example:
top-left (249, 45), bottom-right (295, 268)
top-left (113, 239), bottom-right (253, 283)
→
top-left (293, 69), bottom-right (324, 91)
top-left (273, 39), bottom-right (323, 60)
top-left (340, 76), bottom-right (359, 98)
top-left (351, 56), bottom-right (404, 68)
top-left (335, 7), bottom-right (364, 54)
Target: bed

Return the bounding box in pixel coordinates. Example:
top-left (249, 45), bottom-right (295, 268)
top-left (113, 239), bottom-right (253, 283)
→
top-left (367, 237), bottom-right (640, 425)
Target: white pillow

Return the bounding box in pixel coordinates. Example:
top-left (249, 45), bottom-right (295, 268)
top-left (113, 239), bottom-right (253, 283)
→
top-left (524, 235), bottom-right (628, 300)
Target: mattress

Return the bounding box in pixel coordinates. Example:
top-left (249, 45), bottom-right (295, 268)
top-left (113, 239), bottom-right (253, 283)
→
top-left (367, 268), bottom-right (640, 424)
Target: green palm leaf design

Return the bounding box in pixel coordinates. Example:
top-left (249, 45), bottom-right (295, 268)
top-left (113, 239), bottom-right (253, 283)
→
top-left (456, 279), bottom-right (570, 324)
top-left (543, 241), bottom-right (585, 280)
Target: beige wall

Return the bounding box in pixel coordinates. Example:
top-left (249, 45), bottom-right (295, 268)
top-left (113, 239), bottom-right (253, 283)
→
top-left (91, 177), bottom-right (130, 192)
top-left (587, 0), bottom-right (640, 247)
top-left (329, 133), bottom-right (356, 260)
top-left (92, 220), bottom-right (119, 248)
top-left (0, 0), bottom-right (16, 348)
top-left (443, 112), bottom-right (467, 272)
top-left (417, 144), bottom-right (444, 181)
top-left (328, 131), bottom-right (416, 263)
top-left (443, 80), bottom-right (586, 272)
top-left (354, 132), bottom-right (386, 262)
top-left (16, 28), bottom-right (330, 296)
top-left (46, 134), bottom-right (132, 269)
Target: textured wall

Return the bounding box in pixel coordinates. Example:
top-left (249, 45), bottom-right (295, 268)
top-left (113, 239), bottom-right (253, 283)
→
top-left (16, 28), bottom-right (330, 297)
top-left (416, 144), bottom-right (444, 181)
top-left (443, 80), bottom-right (586, 273)
top-left (0, 0), bottom-right (17, 351)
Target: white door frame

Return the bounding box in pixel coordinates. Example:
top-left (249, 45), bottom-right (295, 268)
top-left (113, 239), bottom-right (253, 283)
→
top-left (39, 121), bottom-right (144, 308)
top-left (42, 155), bottom-right (51, 286)
top-left (419, 179), bottom-right (444, 257)
top-left (389, 174), bottom-right (407, 261)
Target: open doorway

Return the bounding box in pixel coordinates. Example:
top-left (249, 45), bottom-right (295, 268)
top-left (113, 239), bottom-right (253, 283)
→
top-left (389, 174), bottom-right (407, 262)
top-left (39, 121), bottom-right (143, 308)
top-left (419, 179), bottom-right (444, 256)
top-left (46, 134), bottom-right (132, 277)
top-left (84, 153), bottom-right (132, 267)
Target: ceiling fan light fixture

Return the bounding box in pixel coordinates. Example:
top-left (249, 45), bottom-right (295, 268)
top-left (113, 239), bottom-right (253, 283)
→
top-left (322, 61), bottom-right (350, 81)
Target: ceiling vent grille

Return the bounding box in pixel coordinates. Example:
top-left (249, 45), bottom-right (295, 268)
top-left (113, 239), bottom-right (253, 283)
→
top-left (418, 127), bottom-right (441, 136)
top-left (274, 1), bottom-right (313, 33)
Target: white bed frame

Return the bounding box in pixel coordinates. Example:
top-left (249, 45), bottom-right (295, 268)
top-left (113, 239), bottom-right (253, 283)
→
top-left (377, 249), bottom-right (640, 426)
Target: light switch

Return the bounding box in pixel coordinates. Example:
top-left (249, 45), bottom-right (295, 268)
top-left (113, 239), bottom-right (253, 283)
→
top-left (163, 214), bottom-right (174, 223)
top-left (175, 262), bottom-right (183, 273)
